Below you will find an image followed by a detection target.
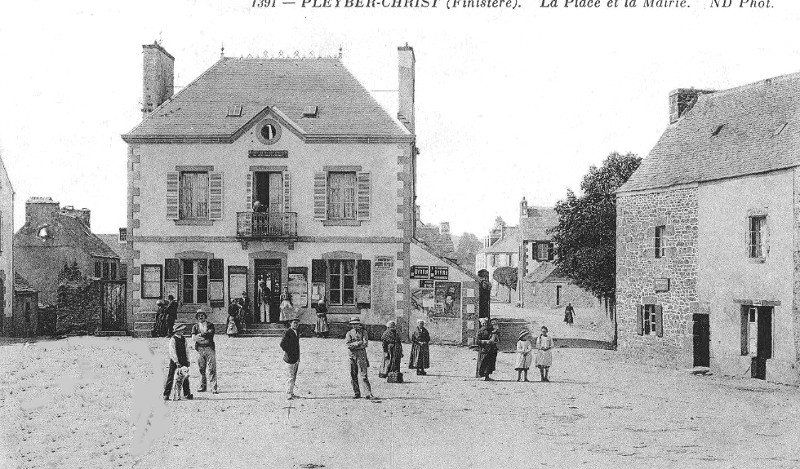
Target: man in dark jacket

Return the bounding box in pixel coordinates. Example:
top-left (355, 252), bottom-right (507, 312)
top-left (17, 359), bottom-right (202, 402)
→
top-left (280, 317), bottom-right (301, 400)
top-left (191, 311), bottom-right (217, 393)
top-left (163, 324), bottom-right (193, 400)
top-left (164, 294), bottom-right (179, 334)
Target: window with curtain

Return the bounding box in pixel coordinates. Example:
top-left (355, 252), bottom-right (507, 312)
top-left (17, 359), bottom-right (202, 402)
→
top-left (328, 260), bottom-right (355, 306)
top-left (179, 172), bottom-right (210, 220)
top-left (182, 259), bottom-right (209, 304)
top-left (327, 172), bottom-right (356, 220)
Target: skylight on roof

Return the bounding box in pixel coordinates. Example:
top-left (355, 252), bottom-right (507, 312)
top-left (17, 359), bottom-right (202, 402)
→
top-left (302, 105), bottom-right (318, 118)
top-left (711, 124), bottom-right (725, 137)
top-left (227, 105), bottom-right (243, 117)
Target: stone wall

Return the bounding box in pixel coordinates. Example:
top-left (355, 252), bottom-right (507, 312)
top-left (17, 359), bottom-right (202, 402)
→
top-left (616, 186), bottom-right (698, 368)
top-left (524, 280), bottom-right (600, 311)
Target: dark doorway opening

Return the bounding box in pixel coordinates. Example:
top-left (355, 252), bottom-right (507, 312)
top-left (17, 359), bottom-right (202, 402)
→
top-left (692, 313), bottom-right (710, 367)
top-left (751, 307), bottom-right (773, 380)
top-left (254, 259), bottom-right (282, 323)
top-left (253, 172), bottom-right (283, 212)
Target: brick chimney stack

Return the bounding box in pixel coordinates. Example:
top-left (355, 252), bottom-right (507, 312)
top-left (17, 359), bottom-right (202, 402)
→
top-left (25, 197), bottom-right (60, 225)
top-left (439, 222), bottom-right (450, 235)
top-left (60, 206), bottom-right (91, 228)
top-left (520, 197), bottom-right (529, 218)
top-left (398, 44), bottom-right (415, 133)
top-left (142, 41), bottom-right (175, 117)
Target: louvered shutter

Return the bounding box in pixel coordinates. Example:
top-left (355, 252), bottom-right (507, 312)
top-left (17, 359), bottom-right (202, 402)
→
top-left (166, 172), bottom-right (179, 219)
top-left (245, 172), bottom-right (253, 211)
top-left (357, 260), bottom-right (371, 285)
top-left (357, 172), bottom-right (371, 221)
top-left (209, 258), bottom-right (224, 303)
top-left (165, 259), bottom-right (180, 281)
top-left (740, 309), bottom-right (749, 355)
top-left (313, 172), bottom-right (327, 220)
top-left (283, 171), bottom-right (291, 212)
top-left (209, 172), bottom-right (223, 220)
top-left (655, 305), bottom-right (664, 337)
top-left (311, 259), bottom-right (327, 283)
top-left (547, 243), bottom-right (555, 261)
top-left (636, 305), bottom-right (643, 336)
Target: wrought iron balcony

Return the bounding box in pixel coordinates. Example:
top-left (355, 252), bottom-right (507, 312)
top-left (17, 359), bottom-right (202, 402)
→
top-left (236, 212), bottom-right (298, 239)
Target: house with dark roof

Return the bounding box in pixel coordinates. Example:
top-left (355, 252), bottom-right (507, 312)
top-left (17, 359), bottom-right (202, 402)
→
top-left (476, 225), bottom-right (519, 302)
top-left (14, 198), bottom-right (121, 306)
top-left (120, 42), bottom-right (476, 343)
top-left (616, 73), bottom-right (800, 383)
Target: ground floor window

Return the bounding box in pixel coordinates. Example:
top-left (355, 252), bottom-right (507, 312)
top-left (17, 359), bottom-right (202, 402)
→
top-left (637, 304), bottom-right (663, 337)
top-left (182, 259), bottom-right (209, 304)
top-left (328, 260), bottom-right (355, 306)
top-left (94, 259), bottom-right (118, 280)
top-left (141, 265), bottom-right (163, 299)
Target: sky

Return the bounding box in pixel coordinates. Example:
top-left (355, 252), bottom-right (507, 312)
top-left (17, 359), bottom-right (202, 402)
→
top-left (1, 1), bottom-right (800, 237)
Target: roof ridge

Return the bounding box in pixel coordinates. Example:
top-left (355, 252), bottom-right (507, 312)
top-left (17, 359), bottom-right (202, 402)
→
top-left (698, 70), bottom-right (800, 100)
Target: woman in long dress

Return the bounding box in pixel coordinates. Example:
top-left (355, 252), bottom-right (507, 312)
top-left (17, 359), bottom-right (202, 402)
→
top-left (535, 326), bottom-right (554, 382)
top-left (314, 299), bottom-right (329, 338)
top-left (475, 318), bottom-right (499, 381)
top-left (279, 286), bottom-right (294, 323)
top-left (379, 321), bottom-right (403, 379)
top-left (408, 319), bottom-right (431, 375)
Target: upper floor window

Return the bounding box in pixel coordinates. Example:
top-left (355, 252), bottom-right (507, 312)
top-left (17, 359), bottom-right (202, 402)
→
top-left (748, 216), bottom-right (766, 259)
top-left (638, 304), bottom-right (663, 337)
top-left (179, 172), bottom-right (210, 220)
top-left (536, 242), bottom-right (554, 261)
top-left (327, 172), bottom-right (357, 220)
top-left (655, 225), bottom-right (666, 258)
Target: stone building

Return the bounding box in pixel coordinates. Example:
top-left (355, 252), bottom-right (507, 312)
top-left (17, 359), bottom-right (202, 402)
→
top-left (121, 42), bottom-right (476, 343)
top-left (616, 72), bottom-right (800, 383)
top-left (14, 198), bottom-right (121, 305)
top-left (0, 155), bottom-right (13, 334)
top-left (12, 273), bottom-right (39, 337)
top-left (475, 226), bottom-right (519, 302)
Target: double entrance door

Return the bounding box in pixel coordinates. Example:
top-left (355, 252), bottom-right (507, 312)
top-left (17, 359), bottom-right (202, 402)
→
top-left (254, 259), bottom-right (281, 323)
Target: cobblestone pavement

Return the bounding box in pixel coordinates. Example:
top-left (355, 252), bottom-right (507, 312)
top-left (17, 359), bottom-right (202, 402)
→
top-left (1, 334), bottom-right (798, 468)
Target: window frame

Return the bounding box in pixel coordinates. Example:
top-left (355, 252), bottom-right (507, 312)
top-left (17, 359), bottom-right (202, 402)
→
top-left (643, 304), bottom-right (657, 336)
top-left (141, 264), bottom-right (163, 299)
top-left (327, 259), bottom-right (356, 307)
top-left (182, 259), bottom-right (209, 305)
top-left (327, 171), bottom-right (357, 221)
top-left (748, 215), bottom-right (766, 259)
top-left (654, 225), bottom-right (666, 258)
top-left (178, 171), bottom-right (210, 221)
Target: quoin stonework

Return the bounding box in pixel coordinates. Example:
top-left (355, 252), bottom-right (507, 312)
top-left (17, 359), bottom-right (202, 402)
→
top-left (616, 74), bottom-right (800, 384)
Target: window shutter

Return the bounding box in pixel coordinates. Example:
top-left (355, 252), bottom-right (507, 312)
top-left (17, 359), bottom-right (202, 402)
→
top-left (547, 244), bottom-right (554, 261)
top-left (357, 172), bottom-right (371, 221)
top-left (209, 172), bottom-right (223, 220)
top-left (209, 259), bottom-right (224, 281)
top-left (740, 309), bottom-right (749, 356)
top-left (313, 172), bottom-right (327, 220)
top-left (311, 259), bottom-right (327, 283)
top-left (245, 171), bottom-right (253, 211)
top-left (357, 260), bottom-right (372, 285)
top-left (166, 172), bottom-right (179, 219)
top-left (283, 171), bottom-right (292, 212)
top-left (165, 259), bottom-right (180, 282)
top-left (636, 305), bottom-right (643, 336)
top-left (655, 305), bottom-right (664, 337)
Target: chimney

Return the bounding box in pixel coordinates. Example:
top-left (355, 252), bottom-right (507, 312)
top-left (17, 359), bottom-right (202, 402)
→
top-left (398, 44), bottom-right (415, 133)
top-left (60, 206), bottom-right (91, 227)
top-left (439, 222), bottom-right (450, 235)
top-left (669, 88), bottom-right (713, 124)
top-left (26, 197), bottom-right (60, 225)
top-left (142, 41), bottom-right (175, 117)
top-left (520, 197), bottom-right (529, 218)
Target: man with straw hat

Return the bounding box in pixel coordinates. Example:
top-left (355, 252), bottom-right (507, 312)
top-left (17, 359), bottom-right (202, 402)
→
top-left (280, 316), bottom-right (301, 400)
top-left (163, 323), bottom-right (193, 400)
top-left (191, 310), bottom-right (218, 394)
top-left (345, 317), bottom-right (374, 399)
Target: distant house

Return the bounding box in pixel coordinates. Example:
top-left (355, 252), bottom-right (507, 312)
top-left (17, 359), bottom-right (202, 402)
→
top-left (476, 226), bottom-right (519, 302)
top-left (616, 73), bottom-right (800, 383)
top-left (14, 198), bottom-right (121, 305)
top-left (0, 155), bottom-right (13, 335)
top-left (13, 273), bottom-right (38, 337)
top-left (97, 228), bottom-right (132, 281)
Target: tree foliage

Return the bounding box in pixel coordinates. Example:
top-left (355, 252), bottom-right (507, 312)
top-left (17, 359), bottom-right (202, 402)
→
top-left (454, 232), bottom-right (483, 271)
top-left (549, 152), bottom-right (641, 299)
top-left (493, 266), bottom-right (518, 291)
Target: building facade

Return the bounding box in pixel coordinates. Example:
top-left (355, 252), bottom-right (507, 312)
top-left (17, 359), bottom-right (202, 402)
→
top-left (475, 226), bottom-right (518, 302)
top-left (123, 43), bottom-right (423, 339)
top-left (617, 74), bottom-right (800, 383)
top-left (0, 155), bottom-right (13, 334)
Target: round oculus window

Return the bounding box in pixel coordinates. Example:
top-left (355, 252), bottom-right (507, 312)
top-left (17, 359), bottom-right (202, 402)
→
top-left (256, 119), bottom-right (282, 145)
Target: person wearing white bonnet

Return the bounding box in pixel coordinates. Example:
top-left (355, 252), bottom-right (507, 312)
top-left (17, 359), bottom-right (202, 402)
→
top-left (379, 321), bottom-right (403, 380)
top-left (345, 317), bottom-right (373, 399)
top-left (409, 319), bottom-right (431, 375)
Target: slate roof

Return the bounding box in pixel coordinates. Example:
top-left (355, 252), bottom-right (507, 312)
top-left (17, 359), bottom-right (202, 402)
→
top-left (15, 212), bottom-right (119, 259)
top-left (619, 72), bottom-right (800, 193)
top-left (520, 207), bottom-right (558, 241)
top-left (96, 234), bottom-right (132, 260)
top-left (415, 223), bottom-right (456, 259)
top-left (480, 227), bottom-right (520, 254)
top-left (14, 273), bottom-right (38, 294)
top-left (524, 261), bottom-right (568, 284)
top-left (123, 58), bottom-right (410, 141)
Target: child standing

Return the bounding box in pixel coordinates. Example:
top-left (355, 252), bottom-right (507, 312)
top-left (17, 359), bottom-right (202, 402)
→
top-left (535, 326), bottom-right (554, 382)
top-left (514, 330), bottom-right (533, 382)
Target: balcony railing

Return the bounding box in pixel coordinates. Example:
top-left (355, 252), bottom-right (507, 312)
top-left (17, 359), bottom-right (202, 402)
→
top-left (236, 212), bottom-right (298, 239)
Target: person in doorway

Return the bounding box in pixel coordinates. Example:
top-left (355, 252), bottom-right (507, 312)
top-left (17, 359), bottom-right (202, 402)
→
top-left (514, 330), bottom-right (533, 382)
top-left (258, 277), bottom-right (271, 323)
top-left (280, 317), bottom-right (301, 400)
top-left (564, 303), bottom-right (575, 326)
top-left (226, 299), bottom-right (241, 336)
top-left (152, 300), bottom-right (166, 338)
top-left (279, 286), bottom-right (294, 323)
top-left (535, 326), bottom-right (554, 382)
top-left (163, 324), bottom-right (192, 400)
top-left (192, 311), bottom-right (218, 393)
top-left (253, 200), bottom-right (267, 213)
top-left (314, 299), bottom-right (329, 338)
top-left (164, 294), bottom-right (179, 335)
top-left (379, 321), bottom-right (403, 379)
top-left (345, 317), bottom-right (374, 399)
top-left (476, 318), bottom-right (499, 380)
top-left (239, 291), bottom-right (250, 331)
top-left (478, 271), bottom-right (492, 320)
top-left (408, 319), bottom-right (430, 376)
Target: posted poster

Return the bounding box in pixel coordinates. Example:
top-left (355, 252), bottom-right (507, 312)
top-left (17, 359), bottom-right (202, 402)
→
top-left (411, 288), bottom-right (435, 316)
top-left (432, 282), bottom-right (461, 318)
top-left (288, 267), bottom-right (309, 307)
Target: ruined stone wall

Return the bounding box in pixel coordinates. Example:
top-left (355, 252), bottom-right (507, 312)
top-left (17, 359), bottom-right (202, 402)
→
top-left (616, 186), bottom-right (698, 369)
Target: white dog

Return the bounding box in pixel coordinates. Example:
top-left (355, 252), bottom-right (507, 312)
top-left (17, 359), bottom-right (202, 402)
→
top-left (172, 366), bottom-right (190, 401)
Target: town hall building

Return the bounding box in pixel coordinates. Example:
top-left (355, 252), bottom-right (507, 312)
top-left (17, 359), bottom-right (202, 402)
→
top-left (616, 72), bottom-right (800, 384)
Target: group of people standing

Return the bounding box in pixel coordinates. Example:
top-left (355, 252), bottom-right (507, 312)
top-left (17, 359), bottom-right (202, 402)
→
top-left (476, 317), bottom-right (554, 382)
top-left (152, 295), bottom-right (179, 338)
top-left (163, 310), bottom-right (218, 400)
